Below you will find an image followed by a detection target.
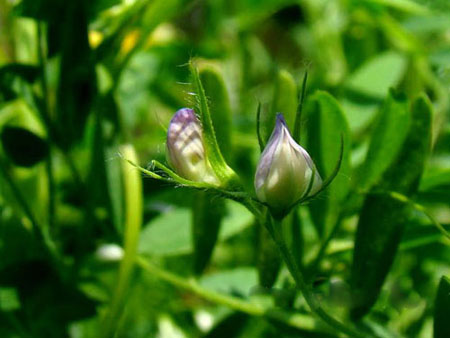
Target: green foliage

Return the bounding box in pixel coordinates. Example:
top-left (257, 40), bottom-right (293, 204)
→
top-left (192, 65), bottom-right (232, 274)
top-left (351, 94), bottom-right (433, 319)
top-left (357, 90), bottom-right (411, 191)
top-left (304, 91), bottom-right (351, 237)
top-left (345, 52), bottom-right (407, 99)
top-left (0, 0), bottom-right (448, 337)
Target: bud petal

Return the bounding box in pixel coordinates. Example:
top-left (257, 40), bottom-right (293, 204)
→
top-left (254, 114), bottom-right (322, 211)
top-left (166, 108), bottom-right (219, 185)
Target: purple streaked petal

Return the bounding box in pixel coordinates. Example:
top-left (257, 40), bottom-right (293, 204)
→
top-left (254, 114), bottom-right (285, 190)
top-left (166, 108), bottom-right (219, 184)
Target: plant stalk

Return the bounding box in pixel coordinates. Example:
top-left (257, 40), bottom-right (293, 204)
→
top-left (269, 216), bottom-right (373, 338)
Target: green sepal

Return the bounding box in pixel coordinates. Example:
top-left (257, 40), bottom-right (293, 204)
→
top-left (189, 62), bottom-right (239, 189)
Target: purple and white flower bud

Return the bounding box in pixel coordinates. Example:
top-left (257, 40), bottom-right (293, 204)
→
top-left (166, 108), bottom-right (219, 185)
top-left (254, 114), bottom-right (322, 211)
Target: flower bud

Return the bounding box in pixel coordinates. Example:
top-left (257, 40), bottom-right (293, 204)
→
top-left (254, 114), bottom-right (322, 212)
top-left (166, 108), bottom-right (219, 185)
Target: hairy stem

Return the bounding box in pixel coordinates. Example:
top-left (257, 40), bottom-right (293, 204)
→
top-left (269, 217), bottom-right (373, 338)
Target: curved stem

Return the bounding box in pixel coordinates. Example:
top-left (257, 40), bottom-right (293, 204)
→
top-left (364, 190), bottom-right (450, 242)
top-left (269, 217), bottom-right (373, 338)
top-left (387, 191), bottom-right (450, 241)
top-left (136, 256), bottom-right (334, 335)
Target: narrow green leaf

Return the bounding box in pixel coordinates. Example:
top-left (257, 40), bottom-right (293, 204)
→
top-left (1, 126), bottom-right (48, 167)
top-left (357, 89), bottom-right (410, 191)
top-left (434, 276), bottom-right (450, 338)
top-left (190, 63), bottom-right (237, 187)
top-left (191, 65), bottom-right (233, 273)
top-left (192, 192), bottom-right (225, 275)
top-left (380, 95), bottom-right (433, 193)
top-left (350, 194), bottom-right (408, 319)
top-left (293, 71), bottom-right (308, 143)
top-left (351, 94), bottom-right (433, 319)
top-left (420, 168), bottom-right (450, 191)
top-left (304, 91), bottom-right (351, 237)
top-left (199, 64), bottom-right (232, 161)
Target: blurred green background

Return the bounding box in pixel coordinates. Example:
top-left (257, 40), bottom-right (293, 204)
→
top-left (0, 0), bottom-right (449, 337)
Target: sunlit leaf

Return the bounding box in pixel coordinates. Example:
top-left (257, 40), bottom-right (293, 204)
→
top-left (199, 267), bottom-right (258, 296)
top-left (345, 51), bottom-right (407, 99)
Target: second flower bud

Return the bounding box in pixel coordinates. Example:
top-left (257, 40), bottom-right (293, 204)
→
top-left (255, 114), bottom-right (322, 214)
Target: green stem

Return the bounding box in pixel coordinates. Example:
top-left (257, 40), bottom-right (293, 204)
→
top-left (101, 145), bottom-right (143, 338)
top-left (293, 71), bottom-right (308, 143)
top-left (37, 23), bottom-right (56, 233)
top-left (387, 191), bottom-right (450, 241)
top-left (308, 215), bottom-right (344, 277)
top-left (135, 256), bottom-right (333, 335)
top-left (269, 217), bottom-right (372, 338)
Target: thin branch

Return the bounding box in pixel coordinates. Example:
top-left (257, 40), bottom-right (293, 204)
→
top-left (293, 71), bottom-right (308, 143)
top-left (37, 22), bottom-right (56, 232)
top-left (269, 217), bottom-right (375, 338)
top-left (135, 256), bottom-right (335, 335)
top-left (387, 191), bottom-right (450, 241)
